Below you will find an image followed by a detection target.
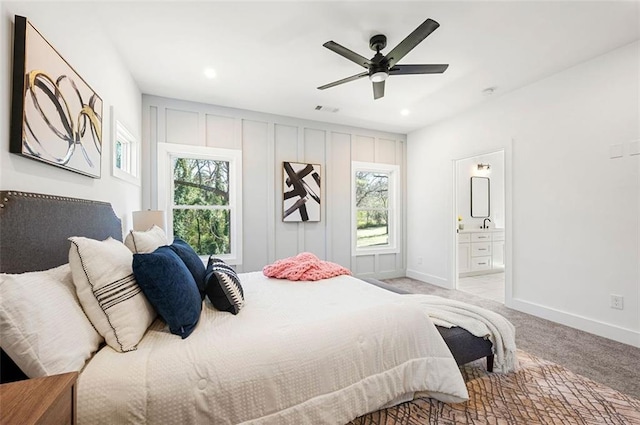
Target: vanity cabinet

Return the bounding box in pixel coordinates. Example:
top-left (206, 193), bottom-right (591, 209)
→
top-left (470, 240), bottom-right (491, 272)
top-left (458, 230), bottom-right (504, 276)
top-left (457, 233), bottom-right (471, 273)
top-left (492, 231), bottom-right (505, 269)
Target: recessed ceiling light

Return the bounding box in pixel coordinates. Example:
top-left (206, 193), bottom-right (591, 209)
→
top-left (203, 68), bottom-right (217, 79)
top-left (400, 109), bottom-right (410, 116)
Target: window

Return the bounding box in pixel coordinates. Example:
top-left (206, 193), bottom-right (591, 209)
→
top-left (111, 117), bottom-right (140, 185)
top-left (352, 162), bottom-right (399, 255)
top-left (158, 143), bottom-right (242, 264)
top-left (115, 124), bottom-right (133, 173)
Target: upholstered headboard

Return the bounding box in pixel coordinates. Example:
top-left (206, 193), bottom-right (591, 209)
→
top-left (0, 191), bottom-right (123, 274)
top-left (0, 190), bottom-right (123, 382)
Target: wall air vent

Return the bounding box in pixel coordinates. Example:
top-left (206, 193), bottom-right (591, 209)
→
top-left (315, 105), bottom-right (339, 113)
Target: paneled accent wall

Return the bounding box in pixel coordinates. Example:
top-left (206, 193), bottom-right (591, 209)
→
top-left (142, 95), bottom-right (406, 277)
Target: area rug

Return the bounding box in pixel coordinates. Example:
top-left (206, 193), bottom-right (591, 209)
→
top-left (351, 350), bottom-right (640, 424)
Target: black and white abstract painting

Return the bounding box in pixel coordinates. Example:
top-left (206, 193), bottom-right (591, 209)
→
top-left (283, 161), bottom-right (321, 222)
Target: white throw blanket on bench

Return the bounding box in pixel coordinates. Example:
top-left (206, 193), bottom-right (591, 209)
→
top-left (403, 294), bottom-right (518, 373)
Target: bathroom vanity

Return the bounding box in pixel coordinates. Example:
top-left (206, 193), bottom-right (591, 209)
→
top-left (457, 228), bottom-right (504, 276)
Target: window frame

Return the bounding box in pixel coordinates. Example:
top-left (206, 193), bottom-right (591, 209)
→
top-left (111, 113), bottom-right (140, 186)
top-left (351, 161), bottom-right (400, 256)
top-left (157, 143), bottom-right (243, 264)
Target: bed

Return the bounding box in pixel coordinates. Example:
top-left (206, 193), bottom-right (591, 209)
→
top-left (0, 191), bottom-right (469, 424)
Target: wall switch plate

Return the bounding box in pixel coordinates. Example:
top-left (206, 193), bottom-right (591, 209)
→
top-left (610, 294), bottom-right (624, 310)
top-left (609, 144), bottom-right (624, 159)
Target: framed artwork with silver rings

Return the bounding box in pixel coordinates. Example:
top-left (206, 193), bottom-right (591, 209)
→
top-left (10, 15), bottom-right (103, 178)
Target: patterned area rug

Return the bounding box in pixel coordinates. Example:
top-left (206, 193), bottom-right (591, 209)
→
top-left (351, 350), bottom-right (640, 424)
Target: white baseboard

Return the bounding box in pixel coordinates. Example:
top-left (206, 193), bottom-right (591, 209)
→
top-left (377, 270), bottom-right (406, 279)
top-left (509, 298), bottom-right (640, 348)
top-left (355, 270), bottom-right (406, 280)
top-left (405, 269), bottom-right (452, 289)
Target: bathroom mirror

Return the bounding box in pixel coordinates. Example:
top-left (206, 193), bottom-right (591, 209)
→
top-left (471, 176), bottom-right (490, 217)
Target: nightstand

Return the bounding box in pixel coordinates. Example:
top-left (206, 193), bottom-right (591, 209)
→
top-left (0, 372), bottom-right (78, 425)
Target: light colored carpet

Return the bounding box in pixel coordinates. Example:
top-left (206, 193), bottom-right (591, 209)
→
top-left (381, 277), bottom-right (640, 400)
top-left (351, 350), bottom-right (640, 424)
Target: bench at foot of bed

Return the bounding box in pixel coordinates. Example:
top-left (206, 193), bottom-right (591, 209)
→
top-left (361, 278), bottom-right (494, 372)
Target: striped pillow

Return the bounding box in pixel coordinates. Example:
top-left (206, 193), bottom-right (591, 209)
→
top-left (68, 237), bottom-right (156, 352)
top-left (204, 258), bottom-right (244, 315)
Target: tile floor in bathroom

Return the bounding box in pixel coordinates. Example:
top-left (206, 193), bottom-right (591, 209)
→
top-left (457, 272), bottom-right (505, 303)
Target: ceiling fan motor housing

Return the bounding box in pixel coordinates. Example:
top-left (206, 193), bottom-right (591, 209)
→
top-left (369, 34), bottom-right (387, 52)
top-left (369, 61), bottom-right (389, 80)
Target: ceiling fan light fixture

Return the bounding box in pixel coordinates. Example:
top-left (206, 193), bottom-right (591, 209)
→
top-left (369, 71), bottom-right (388, 83)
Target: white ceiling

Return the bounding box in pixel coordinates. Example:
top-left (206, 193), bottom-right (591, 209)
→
top-left (67, 1), bottom-right (640, 133)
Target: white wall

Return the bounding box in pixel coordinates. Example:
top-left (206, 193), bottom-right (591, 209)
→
top-left (0, 3), bottom-right (142, 229)
top-left (407, 41), bottom-right (640, 347)
top-left (142, 95), bottom-right (406, 277)
top-left (457, 150), bottom-right (505, 230)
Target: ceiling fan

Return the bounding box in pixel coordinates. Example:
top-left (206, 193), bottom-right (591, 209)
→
top-left (317, 18), bottom-right (448, 100)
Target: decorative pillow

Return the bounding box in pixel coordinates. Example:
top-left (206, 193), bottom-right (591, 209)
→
top-left (124, 225), bottom-right (169, 254)
top-left (205, 257), bottom-right (245, 315)
top-left (0, 264), bottom-right (103, 378)
top-left (68, 237), bottom-right (156, 352)
top-left (169, 238), bottom-right (206, 300)
top-left (132, 247), bottom-right (202, 339)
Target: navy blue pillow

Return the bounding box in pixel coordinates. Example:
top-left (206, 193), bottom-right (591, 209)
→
top-left (169, 238), bottom-right (206, 300)
top-left (133, 246), bottom-right (202, 339)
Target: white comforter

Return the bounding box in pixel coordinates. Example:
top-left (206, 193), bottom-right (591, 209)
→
top-left (77, 273), bottom-right (468, 425)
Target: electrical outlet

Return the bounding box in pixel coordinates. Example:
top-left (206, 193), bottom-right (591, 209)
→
top-left (610, 295), bottom-right (624, 310)
top-left (417, 256), bottom-right (423, 265)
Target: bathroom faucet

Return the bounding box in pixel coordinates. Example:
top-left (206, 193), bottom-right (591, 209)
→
top-left (482, 218), bottom-right (492, 229)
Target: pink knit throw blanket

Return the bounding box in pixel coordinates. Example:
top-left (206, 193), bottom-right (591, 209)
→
top-left (262, 252), bottom-right (351, 281)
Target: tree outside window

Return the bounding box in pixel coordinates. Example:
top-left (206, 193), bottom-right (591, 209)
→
top-left (352, 162), bottom-right (399, 255)
top-left (355, 171), bottom-right (389, 248)
top-left (158, 143), bottom-right (242, 264)
top-left (172, 158), bottom-right (231, 256)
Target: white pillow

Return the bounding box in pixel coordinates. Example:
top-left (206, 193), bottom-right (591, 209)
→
top-left (0, 264), bottom-right (103, 378)
top-left (68, 237), bottom-right (156, 352)
top-left (124, 225), bottom-right (169, 253)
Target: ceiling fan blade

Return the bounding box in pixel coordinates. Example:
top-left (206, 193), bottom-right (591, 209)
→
top-left (385, 18), bottom-right (440, 68)
top-left (317, 72), bottom-right (368, 90)
top-left (323, 41), bottom-right (372, 68)
top-left (373, 81), bottom-right (385, 99)
top-left (389, 64), bottom-right (449, 75)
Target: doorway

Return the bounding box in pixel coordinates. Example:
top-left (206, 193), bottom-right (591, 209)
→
top-left (454, 150), bottom-right (506, 303)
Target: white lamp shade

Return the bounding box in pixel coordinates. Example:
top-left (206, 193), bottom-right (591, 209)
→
top-left (132, 210), bottom-right (166, 231)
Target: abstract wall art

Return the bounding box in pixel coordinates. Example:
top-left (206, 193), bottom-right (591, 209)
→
top-left (10, 15), bottom-right (103, 178)
top-left (283, 161), bottom-right (321, 222)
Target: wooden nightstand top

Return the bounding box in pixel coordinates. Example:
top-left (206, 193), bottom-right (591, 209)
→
top-left (0, 372), bottom-right (78, 425)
